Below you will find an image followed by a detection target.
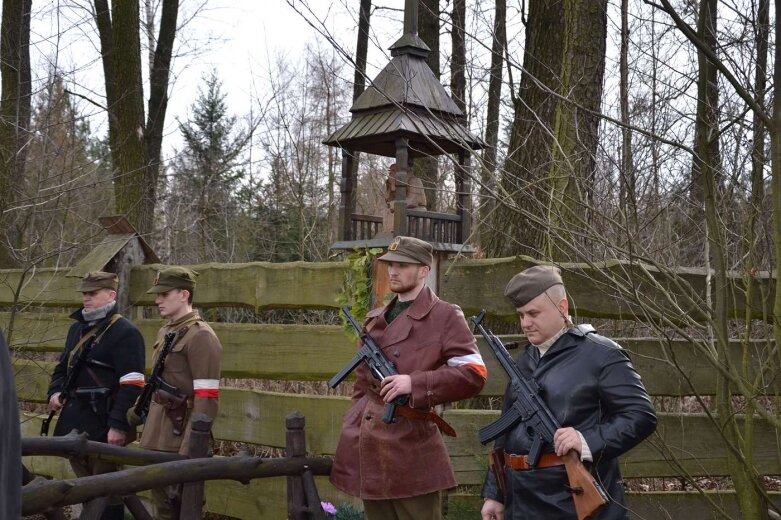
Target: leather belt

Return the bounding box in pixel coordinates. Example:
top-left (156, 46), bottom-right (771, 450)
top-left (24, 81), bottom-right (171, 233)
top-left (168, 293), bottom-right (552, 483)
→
top-left (392, 405), bottom-right (457, 437)
top-left (505, 452), bottom-right (564, 471)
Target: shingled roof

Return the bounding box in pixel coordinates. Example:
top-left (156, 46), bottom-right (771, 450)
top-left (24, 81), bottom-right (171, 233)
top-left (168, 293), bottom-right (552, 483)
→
top-left (323, 8), bottom-right (485, 157)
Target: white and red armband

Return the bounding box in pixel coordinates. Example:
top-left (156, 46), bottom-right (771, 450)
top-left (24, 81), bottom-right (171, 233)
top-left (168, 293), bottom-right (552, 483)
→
top-left (193, 379), bottom-right (220, 398)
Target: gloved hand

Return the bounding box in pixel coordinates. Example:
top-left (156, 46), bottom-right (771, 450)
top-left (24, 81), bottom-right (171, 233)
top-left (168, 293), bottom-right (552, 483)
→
top-left (126, 408), bottom-right (144, 427)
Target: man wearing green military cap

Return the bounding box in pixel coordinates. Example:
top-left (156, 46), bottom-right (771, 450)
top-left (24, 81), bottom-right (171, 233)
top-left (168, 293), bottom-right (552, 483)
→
top-left (481, 265), bottom-right (657, 520)
top-left (47, 271), bottom-right (145, 520)
top-left (331, 236), bottom-right (488, 520)
top-left (134, 266), bottom-right (222, 519)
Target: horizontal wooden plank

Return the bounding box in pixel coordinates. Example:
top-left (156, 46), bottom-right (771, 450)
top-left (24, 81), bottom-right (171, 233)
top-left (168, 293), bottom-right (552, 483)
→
top-left (440, 256), bottom-right (775, 322)
top-left (11, 320), bottom-right (775, 396)
top-left (128, 262), bottom-right (349, 310)
top-left (21, 388), bottom-right (781, 480)
top-left (447, 491), bottom-right (781, 519)
top-left (0, 268), bottom-right (81, 307)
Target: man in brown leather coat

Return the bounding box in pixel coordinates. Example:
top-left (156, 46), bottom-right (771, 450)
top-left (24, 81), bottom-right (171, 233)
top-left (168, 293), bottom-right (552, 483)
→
top-left (133, 266), bottom-right (222, 520)
top-left (330, 236), bottom-right (487, 520)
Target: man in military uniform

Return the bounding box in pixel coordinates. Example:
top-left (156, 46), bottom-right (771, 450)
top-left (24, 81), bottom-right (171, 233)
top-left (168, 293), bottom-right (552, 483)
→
top-left (330, 236), bottom-right (487, 520)
top-left (480, 266), bottom-right (657, 520)
top-left (133, 266), bottom-right (222, 520)
top-left (47, 271), bottom-right (146, 520)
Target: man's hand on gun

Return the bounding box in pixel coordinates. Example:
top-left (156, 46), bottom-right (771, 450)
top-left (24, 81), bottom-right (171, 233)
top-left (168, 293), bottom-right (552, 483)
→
top-left (48, 392), bottom-right (64, 412)
top-left (553, 427), bottom-right (582, 457)
top-left (380, 374), bottom-right (411, 403)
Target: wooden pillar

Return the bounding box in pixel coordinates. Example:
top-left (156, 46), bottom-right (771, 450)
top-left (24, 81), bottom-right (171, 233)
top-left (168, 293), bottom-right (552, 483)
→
top-left (456, 150), bottom-right (472, 243)
top-left (180, 414), bottom-right (212, 520)
top-left (393, 138), bottom-right (410, 236)
top-left (112, 237), bottom-right (145, 315)
top-left (286, 412), bottom-right (306, 520)
top-left (339, 149), bottom-right (357, 241)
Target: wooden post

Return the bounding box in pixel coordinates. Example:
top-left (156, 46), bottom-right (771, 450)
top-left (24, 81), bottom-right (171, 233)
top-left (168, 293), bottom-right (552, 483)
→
top-left (394, 138), bottom-right (410, 236)
top-left (301, 470), bottom-right (326, 520)
top-left (286, 412), bottom-right (307, 520)
top-left (456, 150), bottom-right (472, 243)
top-left (339, 150), bottom-right (356, 241)
top-left (179, 413), bottom-right (212, 520)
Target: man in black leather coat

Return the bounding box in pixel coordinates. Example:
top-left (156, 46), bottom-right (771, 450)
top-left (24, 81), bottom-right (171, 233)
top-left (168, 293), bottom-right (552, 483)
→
top-left (481, 266), bottom-right (657, 520)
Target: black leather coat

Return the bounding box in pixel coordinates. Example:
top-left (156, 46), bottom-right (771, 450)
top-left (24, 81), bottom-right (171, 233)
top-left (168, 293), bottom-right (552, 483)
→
top-left (47, 307), bottom-right (145, 441)
top-left (481, 327), bottom-right (657, 519)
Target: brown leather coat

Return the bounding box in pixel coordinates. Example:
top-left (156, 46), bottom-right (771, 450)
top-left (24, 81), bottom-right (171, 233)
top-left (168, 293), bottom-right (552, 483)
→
top-left (139, 312), bottom-right (222, 454)
top-left (330, 287), bottom-right (487, 499)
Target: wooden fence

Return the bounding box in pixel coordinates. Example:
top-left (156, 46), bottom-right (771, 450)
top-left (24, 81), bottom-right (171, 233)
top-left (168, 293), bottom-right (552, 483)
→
top-left (6, 256), bottom-right (781, 518)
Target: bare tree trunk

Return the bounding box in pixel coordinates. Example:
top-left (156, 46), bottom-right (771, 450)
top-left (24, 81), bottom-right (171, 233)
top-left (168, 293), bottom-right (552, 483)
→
top-left (619, 0), bottom-right (636, 232)
top-left (346, 0), bottom-right (370, 239)
top-left (479, 0), bottom-right (505, 250)
top-left (94, 0), bottom-right (178, 235)
top-left (414, 0), bottom-right (440, 210)
top-left (0, 0), bottom-right (32, 266)
top-left (547, 0), bottom-right (608, 260)
top-left (487, 0), bottom-right (564, 257)
top-left (451, 0), bottom-right (466, 113)
top-left (143, 0), bottom-right (179, 235)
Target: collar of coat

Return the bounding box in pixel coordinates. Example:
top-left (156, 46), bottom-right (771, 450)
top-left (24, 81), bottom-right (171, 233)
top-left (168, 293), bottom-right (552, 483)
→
top-left (365, 285), bottom-right (439, 322)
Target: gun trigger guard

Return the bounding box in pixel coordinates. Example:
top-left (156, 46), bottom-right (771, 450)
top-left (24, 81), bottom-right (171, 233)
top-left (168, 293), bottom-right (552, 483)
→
top-left (565, 485), bottom-right (584, 496)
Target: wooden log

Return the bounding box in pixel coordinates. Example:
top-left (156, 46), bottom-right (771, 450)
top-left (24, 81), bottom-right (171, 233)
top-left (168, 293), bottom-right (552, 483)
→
top-left (180, 414), bottom-right (212, 520)
top-left (440, 256), bottom-right (775, 322)
top-left (128, 262), bottom-right (349, 310)
top-left (21, 431), bottom-right (187, 466)
top-left (22, 455), bottom-right (332, 516)
top-left (10, 315), bottom-right (778, 397)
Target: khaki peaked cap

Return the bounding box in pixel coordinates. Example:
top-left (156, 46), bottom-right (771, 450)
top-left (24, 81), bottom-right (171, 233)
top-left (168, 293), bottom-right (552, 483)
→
top-left (378, 236), bottom-right (433, 266)
top-left (504, 265), bottom-right (564, 308)
top-left (147, 266), bottom-right (198, 293)
top-left (78, 271), bottom-right (118, 292)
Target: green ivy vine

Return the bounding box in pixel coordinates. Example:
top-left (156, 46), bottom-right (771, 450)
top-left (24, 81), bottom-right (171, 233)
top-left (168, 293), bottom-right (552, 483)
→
top-left (336, 247), bottom-right (384, 337)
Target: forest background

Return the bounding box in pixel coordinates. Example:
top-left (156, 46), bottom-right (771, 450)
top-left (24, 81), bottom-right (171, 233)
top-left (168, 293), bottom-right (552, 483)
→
top-left (3, 0), bottom-right (781, 518)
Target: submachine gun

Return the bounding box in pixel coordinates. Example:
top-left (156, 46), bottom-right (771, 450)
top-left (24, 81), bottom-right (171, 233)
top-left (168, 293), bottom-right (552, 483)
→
top-left (40, 338), bottom-right (97, 437)
top-left (329, 306), bottom-right (409, 424)
top-left (471, 310), bottom-right (609, 520)
top-left (132, 330), bottom-right (182, 424)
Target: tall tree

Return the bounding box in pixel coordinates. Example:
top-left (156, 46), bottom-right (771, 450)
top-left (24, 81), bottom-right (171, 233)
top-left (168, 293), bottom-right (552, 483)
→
top-left (414, 0), bottom-right (440, 210)
top-left (0, 0), bottom-right (32, 266)
top-left (486, 0), bottom-right (565, 257)
top-left (546, 0), bottom-right (609, 259)
top-left (479, 0), bottom-right (505, 249)
top-left (93, 0), bottom-right (179, 235)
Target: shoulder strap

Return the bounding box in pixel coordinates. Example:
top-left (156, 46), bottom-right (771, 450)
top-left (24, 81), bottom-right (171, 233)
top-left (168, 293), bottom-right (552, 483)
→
top-left (68, 313), bottom-right (123, 367)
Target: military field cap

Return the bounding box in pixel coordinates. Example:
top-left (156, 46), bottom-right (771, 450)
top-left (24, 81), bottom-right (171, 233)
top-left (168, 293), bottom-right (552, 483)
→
top-left (147, 266), bottom-right (198, 293)
top-left (78, 271), bottom-right (118, 292)
top-left (378, 236), bottom-right (433, 266)
top-left (504, 265), bottom-right (564, 308)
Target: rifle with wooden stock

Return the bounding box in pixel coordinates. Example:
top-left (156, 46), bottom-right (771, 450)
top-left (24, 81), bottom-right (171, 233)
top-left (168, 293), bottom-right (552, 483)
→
top-left (471, 311), bottom-right (608, 520)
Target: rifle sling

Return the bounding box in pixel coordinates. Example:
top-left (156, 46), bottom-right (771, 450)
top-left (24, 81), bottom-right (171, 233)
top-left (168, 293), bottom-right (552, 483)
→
top-left (68, 313), bottom-right (122, 369)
